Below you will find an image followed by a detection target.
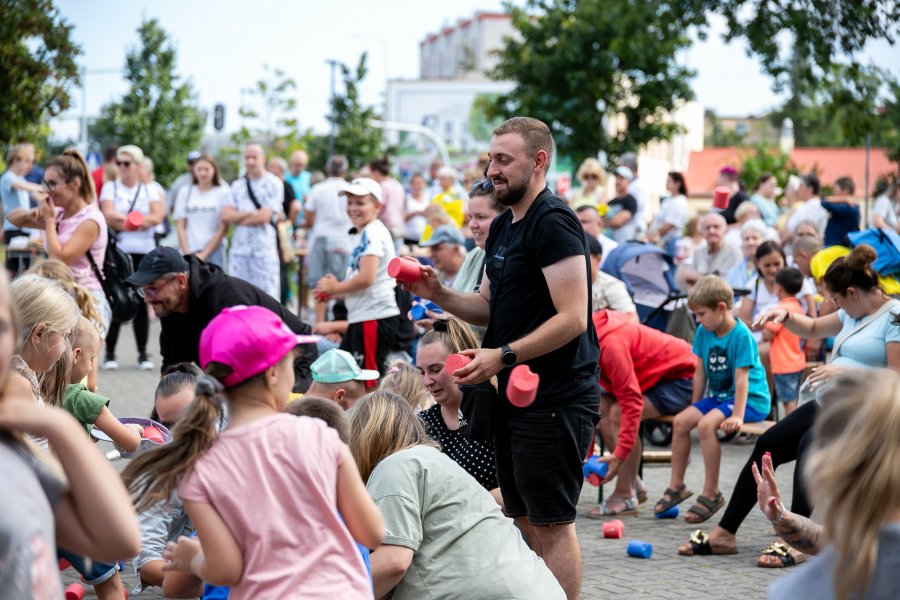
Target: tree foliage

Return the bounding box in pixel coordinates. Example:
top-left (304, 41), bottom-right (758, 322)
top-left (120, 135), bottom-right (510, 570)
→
top-left (492, 0), bottom-right (899, 162)
top-left (733, 143), bottom-right (800, 194)
top-left (90, 19), bottom-right (204, 186)
top-left (491, 0), bottom-right (701, 163)
top-left (327, 53), bottom-right (384, 169)
top-left (0, 0), bottom-right (81, 144)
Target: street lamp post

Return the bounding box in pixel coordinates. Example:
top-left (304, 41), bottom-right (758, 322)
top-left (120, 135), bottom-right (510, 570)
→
top-left (326, 59), bottom-right (339, 158)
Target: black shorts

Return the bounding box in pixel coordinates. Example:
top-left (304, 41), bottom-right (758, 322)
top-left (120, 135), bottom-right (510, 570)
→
top-left (340, 315), bottom-right (402, 382)
top-left (4, 230), bottom-right (32, 274)
top-left (495, 401), bottom-right (598, 525)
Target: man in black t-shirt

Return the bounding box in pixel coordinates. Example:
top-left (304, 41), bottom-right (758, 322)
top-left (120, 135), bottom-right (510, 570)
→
top-left (718, 165), bottom-right (749, 224)
top-left (407, 117), bottom-right (599, 600)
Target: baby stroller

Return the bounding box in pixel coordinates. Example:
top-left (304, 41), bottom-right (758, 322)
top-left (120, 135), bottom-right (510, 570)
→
top-left (601, 241), bottom-right (683, 332)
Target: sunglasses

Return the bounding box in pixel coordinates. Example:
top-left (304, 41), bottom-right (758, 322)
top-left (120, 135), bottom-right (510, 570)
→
top-left (116, 160), bottom-right (133, 167)
top-left (584, 174), bottom-right (601, 180)
top-left (470, 178), bottom-right (494, 194)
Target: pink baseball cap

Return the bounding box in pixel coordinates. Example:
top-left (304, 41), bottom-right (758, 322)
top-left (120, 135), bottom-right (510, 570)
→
top-left (199, 305), bottom-right (303, 387)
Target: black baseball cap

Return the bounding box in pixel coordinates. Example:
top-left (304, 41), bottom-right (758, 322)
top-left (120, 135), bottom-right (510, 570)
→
top-left (126, 247), bottom-right (190, 286)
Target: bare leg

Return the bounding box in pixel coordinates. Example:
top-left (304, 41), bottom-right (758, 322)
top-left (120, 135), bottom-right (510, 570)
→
top-left (668, 406), bottom-right (703, 490)
top-left (514, 516), bottom-right (542, 555)
top-left (597, 393), bottom-right (618, 452)
top-left (532, 523), bottom-right (582, 600)
top-left (94, 573), bottom-right (126, 600)
top-left (696, 409), bottom-right (727, 499)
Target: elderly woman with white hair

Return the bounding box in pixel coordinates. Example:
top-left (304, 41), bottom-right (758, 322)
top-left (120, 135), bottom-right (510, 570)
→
top-left (726, 218), bottom-right (769, 291)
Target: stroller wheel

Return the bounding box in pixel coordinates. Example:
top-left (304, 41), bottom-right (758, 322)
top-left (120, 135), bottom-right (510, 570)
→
top-left (643, 420), bottom-right (673, 447)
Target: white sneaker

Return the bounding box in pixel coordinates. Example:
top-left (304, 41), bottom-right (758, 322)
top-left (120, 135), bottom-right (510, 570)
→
top-left (102, 360), bottom-right (118, 371)
top-left (138, 359), bottom-right (154, 371)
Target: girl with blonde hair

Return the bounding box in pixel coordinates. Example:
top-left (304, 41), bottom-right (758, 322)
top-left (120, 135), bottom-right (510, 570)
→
top-left (571, 157), bottom-right (606, 209)
top-left (348, 390), bottom-right (566, 600)
top-left (759, 369), bottom-right (900, 600)
top-left (380, 360), bottom-right (433, 412)
top-left (0, 268), bottom-right (141, 599)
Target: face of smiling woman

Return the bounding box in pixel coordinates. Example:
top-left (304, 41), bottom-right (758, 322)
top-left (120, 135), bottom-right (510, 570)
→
top-left (416, 341), bottom-right (461, 409)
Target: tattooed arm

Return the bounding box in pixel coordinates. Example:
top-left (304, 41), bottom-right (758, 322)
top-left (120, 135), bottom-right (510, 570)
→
top-left (752, 453), bottom-right (824, 555)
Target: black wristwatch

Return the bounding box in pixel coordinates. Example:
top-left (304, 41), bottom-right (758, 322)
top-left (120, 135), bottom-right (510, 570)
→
top-left (500, 345), bottom-right (517, 368)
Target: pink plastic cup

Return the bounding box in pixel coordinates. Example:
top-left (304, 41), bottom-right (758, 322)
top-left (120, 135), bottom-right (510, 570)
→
top-left (603, 519), bottom-right (624, 539)
top-left (143, 425), bottom-right (164, 444)
top-left (445, 353), bottom-right (472, 375)
top-left (65, 583), bottom-right (86, 600)
top-left (388, 257), bottom-right (423, 284)
top-left (507, 364), bottom-right (539, 407)
top-left (124, 210), bottom-right (144, 231)
top-left (712, 186), bottom-right (731, 210)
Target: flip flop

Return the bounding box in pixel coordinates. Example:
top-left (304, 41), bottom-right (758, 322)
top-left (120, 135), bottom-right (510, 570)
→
top-left (654, 484), bottom-right (693, 514)
top-left (684, 492), bottom-right (726, 524)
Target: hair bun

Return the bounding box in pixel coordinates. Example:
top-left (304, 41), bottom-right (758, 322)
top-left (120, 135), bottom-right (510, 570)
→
top-left (195, 374), bottom-right (223, 397)
top-left (432, 319), bottom-right (449, 332)
top-left (846, 244), bottom-right (877, 271)
top-left (163, 362), bottom-right (203, 377)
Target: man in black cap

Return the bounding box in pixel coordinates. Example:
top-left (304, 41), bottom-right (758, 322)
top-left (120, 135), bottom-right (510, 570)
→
top-left (126, 247), bottom-right (317, 391)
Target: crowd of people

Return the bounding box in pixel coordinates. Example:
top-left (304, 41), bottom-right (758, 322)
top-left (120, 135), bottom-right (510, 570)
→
top-left (2, 113), bottom-right (900, 600)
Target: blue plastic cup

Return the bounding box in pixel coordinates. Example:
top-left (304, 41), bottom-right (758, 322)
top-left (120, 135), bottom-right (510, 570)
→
top-left (627, 540), bottom-right (653, 558)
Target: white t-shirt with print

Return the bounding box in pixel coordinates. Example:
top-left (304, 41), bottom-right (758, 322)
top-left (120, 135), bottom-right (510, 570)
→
top-left (344, 219), bottom-right (400, 323)
top-left (651, 194), bottom-right (688, 245)
top-left (173, 185), bottom-right (231, 254)
top-left (99, 181), bottom-right (162, 254)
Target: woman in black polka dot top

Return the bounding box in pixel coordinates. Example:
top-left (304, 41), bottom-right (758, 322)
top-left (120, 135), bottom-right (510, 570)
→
top-left (416, 318), bottom-right (500, 498)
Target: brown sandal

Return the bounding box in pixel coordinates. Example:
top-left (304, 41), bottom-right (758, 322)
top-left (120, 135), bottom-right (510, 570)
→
top-left (684, 492), bottom-right (725, 524)
top-left (654, 484), bottom-right (693, 515)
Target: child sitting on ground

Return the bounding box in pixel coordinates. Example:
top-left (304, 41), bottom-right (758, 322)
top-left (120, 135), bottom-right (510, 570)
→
top-left (763, 268), bottom-right (806, 415)
top-left (62, 316), bottom-right (143, 451)
top-left (655, 275), bottom-right (771, 524)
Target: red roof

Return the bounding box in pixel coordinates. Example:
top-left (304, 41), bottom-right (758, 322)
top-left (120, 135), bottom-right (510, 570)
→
top-left (686, 147), bottom-right (897, 195)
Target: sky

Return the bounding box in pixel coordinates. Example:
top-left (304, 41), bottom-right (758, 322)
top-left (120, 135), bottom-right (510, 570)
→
top-left (50, 0), bottom-right (900, 142)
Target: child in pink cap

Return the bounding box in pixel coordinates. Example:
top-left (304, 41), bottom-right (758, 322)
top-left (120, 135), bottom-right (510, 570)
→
top-left (122, 305), bottom-right (384, 599)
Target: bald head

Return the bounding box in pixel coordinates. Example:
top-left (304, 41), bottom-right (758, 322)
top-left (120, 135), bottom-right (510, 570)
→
top-left (289, 150), bottom-right (309, 176)
top-left (244, 144), bottom-right (265, 178)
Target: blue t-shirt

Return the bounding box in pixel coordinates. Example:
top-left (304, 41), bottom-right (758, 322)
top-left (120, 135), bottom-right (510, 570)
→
top-left (832, 301), bottom-right (900, 369)
top-left (821, 200), bottom-right (860, 247)
top-left (692, 319), bottom-right (771, 416)
top-left (1, 170), bottom-right (30, 231)
top-left (285, 171), bottom-right (311, 202)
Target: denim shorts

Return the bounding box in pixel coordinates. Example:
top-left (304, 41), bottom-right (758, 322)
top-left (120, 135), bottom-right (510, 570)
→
top-left (57, 547), bottom-right (118, 586)
top-left (774, 371), bottom-right (804, 403)
top-left (693, 396), bottom-right (769, 423)
top-left (645, 378), bottom-right (693, 415)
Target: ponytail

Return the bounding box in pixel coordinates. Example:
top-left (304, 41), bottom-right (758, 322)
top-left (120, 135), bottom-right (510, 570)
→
top-left (420, 316), bottom-right (479, 355)
top-left (122, 366), bottom-right (230, 512)
top-left (38, 338), bottom-right (73, 407)
top-left (47, 148), bottom-right (96, 203)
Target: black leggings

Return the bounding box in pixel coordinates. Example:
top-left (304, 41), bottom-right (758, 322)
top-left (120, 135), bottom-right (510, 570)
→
top-left (105, 253), bottom-right (149, 360)
top-left (718, 401), bottom-right (818, 534)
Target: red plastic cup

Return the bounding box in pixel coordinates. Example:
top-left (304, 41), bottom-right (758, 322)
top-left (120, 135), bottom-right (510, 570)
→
top-left (587, 472), bottom-right (603, 487)
top-left (445, 353), bottom-right (472, 375)
top-left (712, 186), bottom-right (731, 210)
top-left (314, 290), bottom-right (331, 302)
top-left (124, 210), bottom-right (144, 231)
top-left (507, 364), bottom-right (539, 407)
top-left (603, 519), bottom-right (624, 539)
top-left (388, 257), bottom-right (423, 284)
top-left (65, 583), bottom-right (86, 600)
top-left (143, 425), bottom-right (164, 444)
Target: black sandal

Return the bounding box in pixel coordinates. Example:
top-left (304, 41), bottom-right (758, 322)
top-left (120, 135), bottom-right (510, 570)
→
top-left (682, 529), bottom-right (714, 556)
top-left (757, 542), bottom-right (799, 568)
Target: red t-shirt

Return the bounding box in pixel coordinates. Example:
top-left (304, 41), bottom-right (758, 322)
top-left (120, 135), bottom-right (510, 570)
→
top-left (91, 166), bottom-right (105, 199)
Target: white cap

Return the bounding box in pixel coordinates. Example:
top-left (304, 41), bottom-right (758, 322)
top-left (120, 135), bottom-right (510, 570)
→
top-left (339, 177), bottom-right (382, 202)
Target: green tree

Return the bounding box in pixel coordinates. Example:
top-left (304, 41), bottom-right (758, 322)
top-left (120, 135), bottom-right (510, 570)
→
top-left (734, 143), bottom-right (801, 193)
top-left (491, 0), bottom-right (701, 163)
top-left (327, 53), bottom-right (383, 169)
top-left (0, 0), bottom-right (81, 144)
top-left (90, 19), bottom-right (204, 186)
top-left (469, 94), bottom-right (503, 143)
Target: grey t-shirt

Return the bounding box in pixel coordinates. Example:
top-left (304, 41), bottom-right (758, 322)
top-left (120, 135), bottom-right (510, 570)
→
top-left (0, 434), bottom-right (66, 599)
top-left (768, 523), bottom-right (900, 600)
top-left (367, 445), bottom-right (565, 600)
top-left (693, 244), bottom-right (741, 278)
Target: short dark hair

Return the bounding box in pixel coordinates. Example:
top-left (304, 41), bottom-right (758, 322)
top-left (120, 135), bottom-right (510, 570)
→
top-left (834, 176), bottom-right (855, 195)
top-left (103, 144), bottom-right (119, 162)
top-left (492, 117), bottom-right (553, 173)
top-left (285, 396), bottom-right (350, 444)
top-left (668, 171), bottom-right (688, 196)
top-left (368, 156), bottom-right (390, 176)
top-left (586, 234), bottom-right (603, 257)
top-left (775, 267), bottom-right (804, 296)
top-left (801, 173), bottom-right (820, 196)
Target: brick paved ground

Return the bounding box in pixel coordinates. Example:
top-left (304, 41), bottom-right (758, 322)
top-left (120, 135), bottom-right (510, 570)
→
top-left (63, 320), bottom-right (797, 599)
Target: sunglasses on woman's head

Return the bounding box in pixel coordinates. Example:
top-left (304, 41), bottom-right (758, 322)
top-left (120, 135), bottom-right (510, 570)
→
top-left (470, 178), bottom-right (494, 194)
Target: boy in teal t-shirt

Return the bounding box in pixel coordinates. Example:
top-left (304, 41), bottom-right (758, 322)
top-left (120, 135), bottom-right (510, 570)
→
top-left (654, 275), bottom-right (770, 524)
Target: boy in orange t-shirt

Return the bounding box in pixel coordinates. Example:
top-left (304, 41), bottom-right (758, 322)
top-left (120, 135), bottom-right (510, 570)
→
top-left (764, 268), bottom-right (807, 414)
